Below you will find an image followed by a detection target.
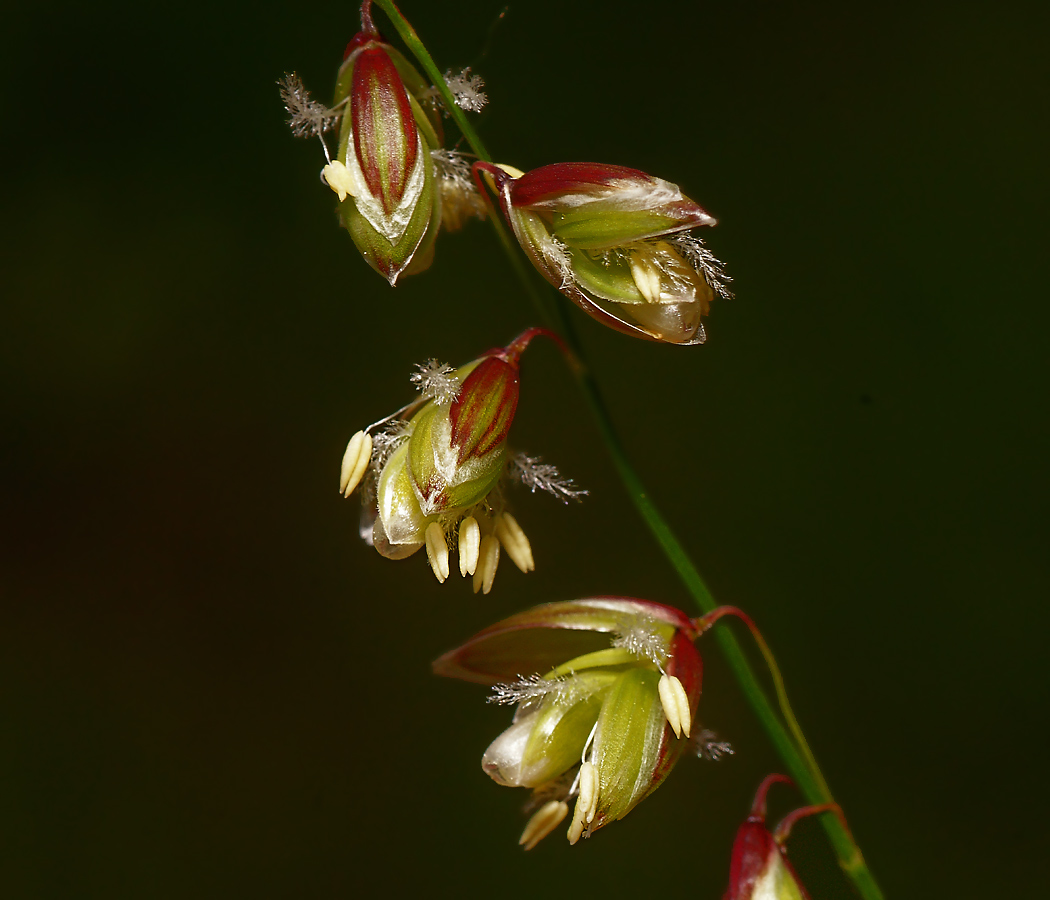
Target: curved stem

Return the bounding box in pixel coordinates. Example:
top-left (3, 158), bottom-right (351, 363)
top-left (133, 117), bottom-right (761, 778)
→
top-left (751, 772), bottom-right (794, 818)
top-left (503, 326), bottom-right (568, 363)
top-left (774, 802), bottom-right (850, 846)
top-left (695, 606), bottom-right (832, 802)
top-left (370, 3), bottom-right (883, 897)
top-left (360, 0), bottom-right (376, 34)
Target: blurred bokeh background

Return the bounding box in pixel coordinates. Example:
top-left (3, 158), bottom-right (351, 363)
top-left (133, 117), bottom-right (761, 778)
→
top-left (2, 1), bottom-right (1047, 896)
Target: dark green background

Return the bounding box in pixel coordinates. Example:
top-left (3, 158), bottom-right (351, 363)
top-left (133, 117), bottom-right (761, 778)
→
top-left (3, 1), bottom-right (1047, 896)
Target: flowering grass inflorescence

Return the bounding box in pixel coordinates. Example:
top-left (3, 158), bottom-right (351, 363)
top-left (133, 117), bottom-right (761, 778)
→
top-left (280, 2), bottom-right (881, 896)
top-left (279, 5), bottom-right (488, 284)
top-left (338, 328), bottom-right (583, 592)
top-left (475, 161), bottom-right (733, 344)
top-left (434, 598), bottom-right (713, 848)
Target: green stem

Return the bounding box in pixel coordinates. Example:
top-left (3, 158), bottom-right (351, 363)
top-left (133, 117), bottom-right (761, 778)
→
top-left (560, 318), bottom-right (881, 900)
top-left (372, 3), bottom-right (883, 896)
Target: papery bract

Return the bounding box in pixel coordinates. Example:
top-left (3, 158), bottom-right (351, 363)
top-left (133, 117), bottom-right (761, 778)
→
top-left (434, 598), bottom-right (704, 845)
top-left (330, 15), bottom-right (444, 284)
top-left (369, 353), bottom-right (514, 561)
top-left (340, 329), bottom-right (577, 591)
top-left (284, 7), bottom-right (488, 276)
top-left (475, 161), bottom-right (731, 344)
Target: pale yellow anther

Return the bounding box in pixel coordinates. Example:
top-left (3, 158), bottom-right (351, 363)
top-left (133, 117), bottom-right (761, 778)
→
top-left (472, 534), bottom-right (500, 595)
top-left (578, 761), bottom-right (598, 825)
top-left (658, 673), bottom-right (692, 739)
top-left (458, 516), bottom-right (481, 577)
top-left (424, 522), bottom-right (450, 584)
top-left (519, 800), bottom-right (568, 851)
top-left (629, 252), bottom-right (663, 303)
top-left (322, 160), bottom-right (355, 202)
top-left (495, 513), bottom-right (535, 573)
top-left (566, 795), bottom-right (587, 846)
top-left (339, 430), bottom-right (373, 497)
